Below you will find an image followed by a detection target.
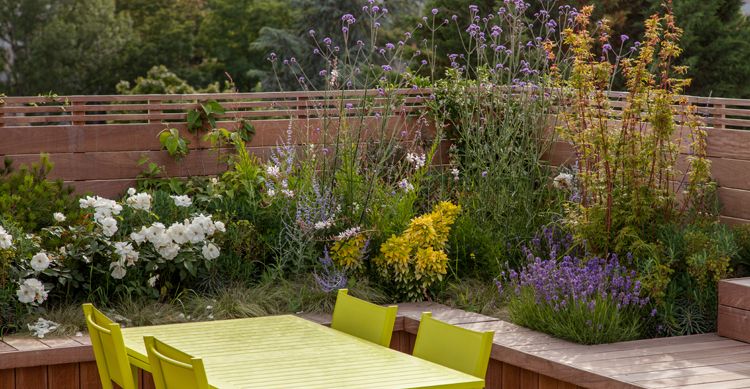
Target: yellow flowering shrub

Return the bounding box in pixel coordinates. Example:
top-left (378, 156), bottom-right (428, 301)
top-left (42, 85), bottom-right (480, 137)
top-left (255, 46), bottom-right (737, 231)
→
top-left (376, 201), bottom-right (460, 300)
top-left (330, 233), bottom-right (368, 271)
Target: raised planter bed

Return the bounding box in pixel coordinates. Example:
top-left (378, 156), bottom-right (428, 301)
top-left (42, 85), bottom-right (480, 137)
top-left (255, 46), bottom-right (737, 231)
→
top-left (718, 277), bottom-right (750, 343)
top-left (2, 303), bottom-right (749, 389)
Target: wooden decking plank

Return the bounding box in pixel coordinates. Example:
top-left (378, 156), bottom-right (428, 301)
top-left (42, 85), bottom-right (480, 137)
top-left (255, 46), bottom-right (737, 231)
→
top-left (396, 302), bottom-right (500, 325)
top-left (636, 369), bottom-right (750, 388)
top-left (581, 345), bottom-right (750, 373)
top-left (615, 361), bottom-right (750, 381)
top-left (673, 378), bottom-right (750, 389)
top-left (39, 337), bottom-right (84, 349)
top-left (533, 333), bottom-right (723, 359)
top-left (537, 339), bottom-right (742, 364)
top-left (2, 337), bottom-right (50, 351)
top-left (0, 340), bottom-right (17, 353)
top-left (72, 334), bottom-right (92, 345)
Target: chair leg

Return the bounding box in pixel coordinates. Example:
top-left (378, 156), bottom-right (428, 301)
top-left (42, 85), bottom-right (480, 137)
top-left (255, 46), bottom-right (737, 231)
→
top-left (132, 367), bottom-right (140, 389)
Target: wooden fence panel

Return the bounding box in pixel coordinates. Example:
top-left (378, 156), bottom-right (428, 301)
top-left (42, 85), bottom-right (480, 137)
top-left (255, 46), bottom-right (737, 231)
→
top-left (2, 89), bottom-right (750, 224)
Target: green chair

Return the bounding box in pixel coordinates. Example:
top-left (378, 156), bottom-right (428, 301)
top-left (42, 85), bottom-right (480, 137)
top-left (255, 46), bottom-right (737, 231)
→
top-left (412, 312), bottom-right (494, 379)
top-left (82, 303), bottom-right (138, 389)
top-left (331, 288), bottom-right (398, 347)
top-left (144, 336), bottom-right (210, 389)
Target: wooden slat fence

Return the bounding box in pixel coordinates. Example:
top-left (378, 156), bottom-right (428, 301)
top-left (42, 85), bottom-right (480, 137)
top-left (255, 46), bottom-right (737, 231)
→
top-left (2, 90), bottom-right (750, 223)
top-left (0, 89), bottom-right (435, 198)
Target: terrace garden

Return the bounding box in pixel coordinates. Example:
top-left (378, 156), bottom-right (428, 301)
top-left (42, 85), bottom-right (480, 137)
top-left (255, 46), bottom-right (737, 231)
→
top-left (1, 0), bottom-right (750, 350)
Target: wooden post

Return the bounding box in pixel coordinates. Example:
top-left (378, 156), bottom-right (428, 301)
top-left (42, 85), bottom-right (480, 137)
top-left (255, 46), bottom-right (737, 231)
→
top-left (71, 101), bottom-right (85, 126)
top-left (714, 103), bottom-right (726, 129)
top-left (148, 99), bottom-right (161, 124)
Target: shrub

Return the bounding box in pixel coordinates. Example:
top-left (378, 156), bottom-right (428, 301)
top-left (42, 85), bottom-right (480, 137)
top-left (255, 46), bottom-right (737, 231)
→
top-left (499, 241), bottom-right (649, 344)
top-left (0, 156), bottom-right (79, 231)
top-left (555, 6), bottom-right (713, 258)
top-left (376, 201), bottom-right (460, 300)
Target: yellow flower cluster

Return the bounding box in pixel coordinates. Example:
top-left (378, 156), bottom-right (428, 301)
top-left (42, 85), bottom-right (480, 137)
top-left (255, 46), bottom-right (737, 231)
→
top-left (330, 233), bottom-right (367, 271)
top-left (376, 201), bottom-right (460, 300)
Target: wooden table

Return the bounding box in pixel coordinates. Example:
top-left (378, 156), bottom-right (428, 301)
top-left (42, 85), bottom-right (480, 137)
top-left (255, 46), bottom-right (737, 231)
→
top-left (120, 315), bottom-right (484, 389)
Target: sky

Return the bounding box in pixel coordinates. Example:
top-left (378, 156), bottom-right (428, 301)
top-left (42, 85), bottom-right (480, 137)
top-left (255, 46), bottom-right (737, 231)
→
top-left (744, 0), bottom-right (750, 15)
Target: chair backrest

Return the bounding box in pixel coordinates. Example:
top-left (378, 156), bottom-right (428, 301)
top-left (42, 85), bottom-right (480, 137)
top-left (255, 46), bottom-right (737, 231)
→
top-left (330, 289), bottom-right (398, 347)
top-left (412, 312), bottom-right (494, 379)
top-left (144, 336), bottom-right (210, 389)
top-left (81, 303), bottom-right (136, 389)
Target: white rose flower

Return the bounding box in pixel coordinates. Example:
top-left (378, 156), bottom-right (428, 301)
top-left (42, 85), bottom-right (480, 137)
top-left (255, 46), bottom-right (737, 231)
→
top-left (100, 217), bottom-right (118, 237)
top-left (0, 227), bottom-right (13, 250)
top-left (170, 195), bottom-right (193, 207)
top-left (130, 226), bottom-right (148, 245)
top-left (186, 223), bottom-right (205, 244)
top-left (157, 243), bottom-right (180, 260)
top-left (147, 274), bottom-right (159, 288)
top-left (201, 243), bottom-right (220, 260)
top-left (192, 214), bottom-right (215, 236)
top-left (213, 221), bottom-right (225, 233)
top-left (30, 252), bottom-right (51, 272)
top-left (110, 261), bottom-right (127, 279)
top-left (53, 212), bottom-right (66, 222)
top-left (16, 278), bottom-right (48, 304)
top-left (167, 223), bottom-right (189, 244)
top-left (126, 192), bottom-right (152, 211)
top-left (127, 187), bottom-right (137, 196)
top-left (114, 242), bottom-right (139, 266)
top-left (146, 223), bottom-right (166, 244)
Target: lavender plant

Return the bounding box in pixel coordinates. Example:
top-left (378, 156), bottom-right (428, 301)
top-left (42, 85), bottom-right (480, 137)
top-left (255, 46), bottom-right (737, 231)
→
top-left (499, 229), bottom-right (649, 344)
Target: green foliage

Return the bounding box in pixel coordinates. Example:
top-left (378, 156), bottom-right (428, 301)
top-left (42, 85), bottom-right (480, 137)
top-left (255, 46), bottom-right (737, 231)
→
top-left (508, 288), bottom-right (643, 344)
top-left (2, 0), bottom-right (135, 95)
top-left (556, 7), bottom-right (711, 257)
top-left (376, 202), bottom-right (461, 301)
top-left (158, 128), bottom-right (190, 160)
top-left (0, 156), bottom-right (79, 231)
top-left (431, 73), bottom-right (561, 275)
top-left (187, 100), bottom-right (226, 133)
top-left (116, 65), bottom-right (228, 95)
top-left (648, 222), bottom-right (738, 335)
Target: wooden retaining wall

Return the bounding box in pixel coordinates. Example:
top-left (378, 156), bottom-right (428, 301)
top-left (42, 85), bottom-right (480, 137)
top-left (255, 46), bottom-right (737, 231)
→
top-left (2, 90), bottom-right (750, 223)
top-left (3, 303), bottom-right (749, 389)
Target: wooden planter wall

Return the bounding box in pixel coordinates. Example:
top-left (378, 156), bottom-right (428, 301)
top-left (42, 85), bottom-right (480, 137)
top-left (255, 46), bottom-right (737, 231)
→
top-left (1, 90), bottom-right (750, 224)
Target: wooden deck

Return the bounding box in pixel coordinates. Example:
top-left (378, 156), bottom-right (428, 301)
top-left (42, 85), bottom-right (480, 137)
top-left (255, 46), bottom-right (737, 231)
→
top-left (1, 303), bottom-right (749, 388)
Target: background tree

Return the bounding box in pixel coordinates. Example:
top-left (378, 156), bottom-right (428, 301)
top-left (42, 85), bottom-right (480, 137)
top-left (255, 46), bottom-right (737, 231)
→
top-left (10, 0), bottom-right (134, 95)
top-left (116, 0), bottom-right (205, 87)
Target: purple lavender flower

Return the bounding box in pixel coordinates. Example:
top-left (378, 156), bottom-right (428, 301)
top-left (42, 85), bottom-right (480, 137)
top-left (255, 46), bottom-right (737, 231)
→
top-left (621, 34), bottom-right (629, 42)
top-left (314, 247), bottom-right (347, 292)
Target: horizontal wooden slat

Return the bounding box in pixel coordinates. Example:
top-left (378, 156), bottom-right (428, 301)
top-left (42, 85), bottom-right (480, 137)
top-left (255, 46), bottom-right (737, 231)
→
top-left (0, 97), bottom-right (426, 114)
top-left (0, 88), bottom-right (428, 105)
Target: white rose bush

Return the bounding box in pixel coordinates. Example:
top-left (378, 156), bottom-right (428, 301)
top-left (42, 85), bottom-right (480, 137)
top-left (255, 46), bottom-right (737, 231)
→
top-left (0, 188), bottom-right (224, 321)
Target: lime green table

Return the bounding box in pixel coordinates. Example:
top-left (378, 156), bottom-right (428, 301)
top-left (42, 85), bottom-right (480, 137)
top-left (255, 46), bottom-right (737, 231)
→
top-left (120, 315), bottom-right (484, 389)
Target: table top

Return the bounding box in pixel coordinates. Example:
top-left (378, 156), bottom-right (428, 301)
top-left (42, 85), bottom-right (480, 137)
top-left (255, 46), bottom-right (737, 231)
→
top-left (120, 315), bottom-right (484, 389)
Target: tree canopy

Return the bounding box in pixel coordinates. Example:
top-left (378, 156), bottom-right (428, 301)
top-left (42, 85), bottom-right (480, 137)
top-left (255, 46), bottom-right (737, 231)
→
top-left (1, 0), bottom-right (749, 97)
